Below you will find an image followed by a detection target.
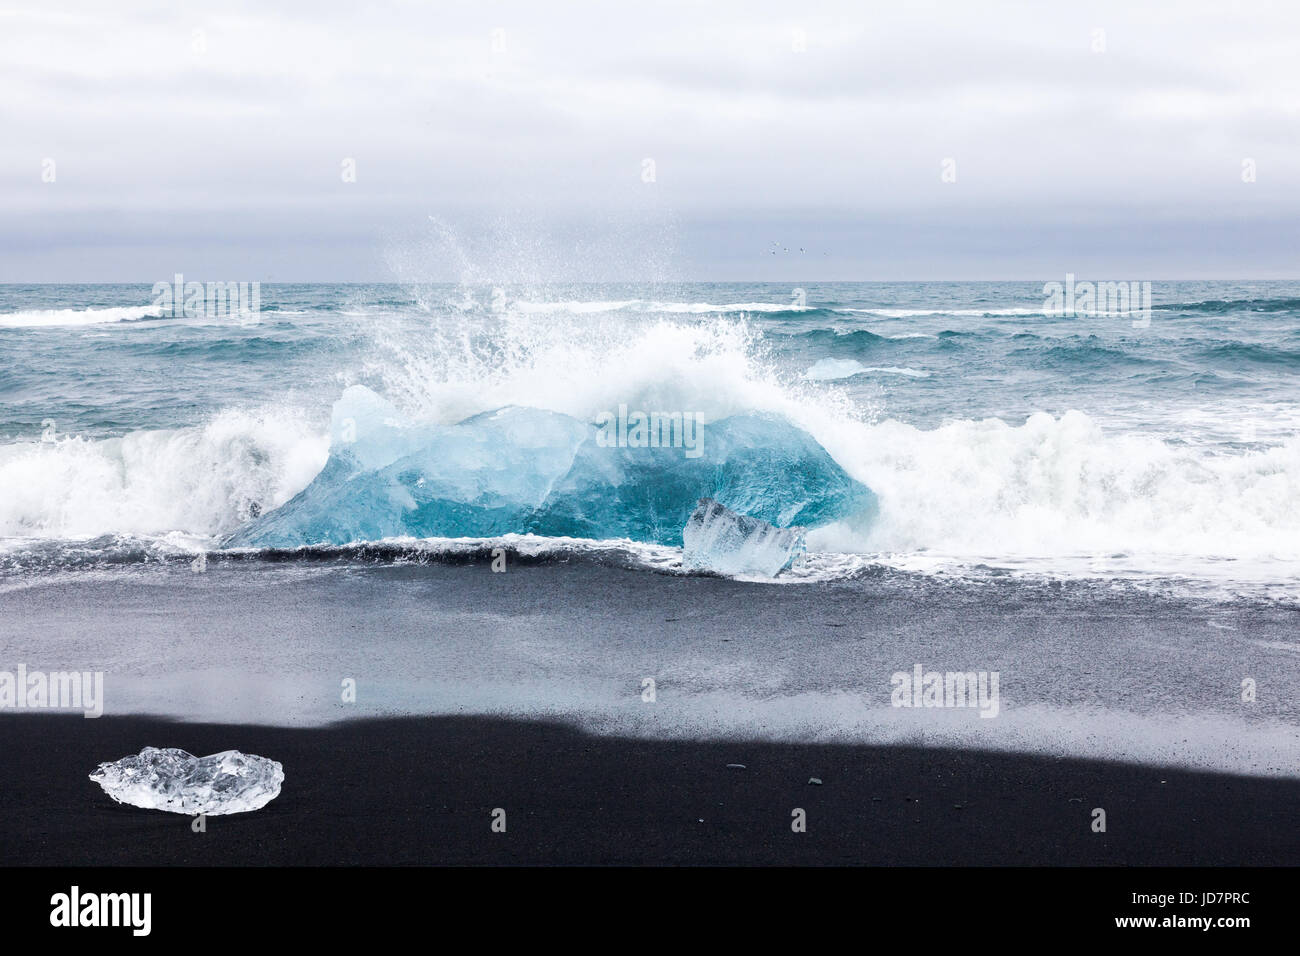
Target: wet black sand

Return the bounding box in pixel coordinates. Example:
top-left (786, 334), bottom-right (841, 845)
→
top-left (2, 713), bottom-right (1295, 866)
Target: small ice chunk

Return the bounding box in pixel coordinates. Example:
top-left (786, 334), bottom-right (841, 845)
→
top-left (682, 497), bottom-right (806, 577)
top-left (804, 358), bottom-right (869, 381)
top-left (90, 747), bottom-right (284, 815)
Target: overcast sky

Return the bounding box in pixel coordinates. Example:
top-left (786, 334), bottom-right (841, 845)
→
top-left (2, 0), bottom-right (1298, 281)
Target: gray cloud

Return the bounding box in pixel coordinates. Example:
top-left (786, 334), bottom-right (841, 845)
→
top-left (1, 0), bottom-right (1297, 279)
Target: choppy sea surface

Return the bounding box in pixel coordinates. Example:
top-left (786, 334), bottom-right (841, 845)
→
top-left (3, 280), bottom-right (1299, 601)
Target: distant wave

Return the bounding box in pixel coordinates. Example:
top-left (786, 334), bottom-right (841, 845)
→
top-left (513, 301), bottom-right (1047, 319)
top-left (1160, 296), bottom-right (1300, 314)
top-left (508, 299), bottom-right (817, 315)
top-left (837, 307), bottom-right (1049, 318)
top-left (826, 296), bottom-right (1300, 319)
top-left (0, 305), bottom-right (163, 328)
top-left (8, 294), bottom-right (1297, 330)
top-left (1197, 341), bottom-right (1300, 367)
top-left (804, 359), bottom-right (931, 381)
top-left (1010, 338), bottom-right (1173, 371)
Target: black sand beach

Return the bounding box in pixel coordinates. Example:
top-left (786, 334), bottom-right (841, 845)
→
top-left (2, 712), bottom-right (1296, 866)
top-left (3, 557), bottom-right (1298, 769)
top-left (3, 557), bottom-right (1297, 867)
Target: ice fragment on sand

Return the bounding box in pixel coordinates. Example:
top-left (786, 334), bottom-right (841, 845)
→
top-left (90, 747), bottom-right (283, 815)
top-left (682, 497), bottom-right (806, 577)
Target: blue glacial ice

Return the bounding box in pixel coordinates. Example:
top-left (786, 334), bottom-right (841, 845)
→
top-left (226, 386), bottom-right (876, 549)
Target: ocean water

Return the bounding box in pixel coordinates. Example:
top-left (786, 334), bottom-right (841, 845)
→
top-left (2, 280), bottom-right (1299, 599)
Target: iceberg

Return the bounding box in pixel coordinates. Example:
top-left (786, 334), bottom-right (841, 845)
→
top-left (527, 412), bottom-right (874, 543)
top-left (90, 747), bottom-right (284, 815)
top-left (682, 497), bottom-right (807, 576)
top-left (227, 386), bottom-right (877, 549)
